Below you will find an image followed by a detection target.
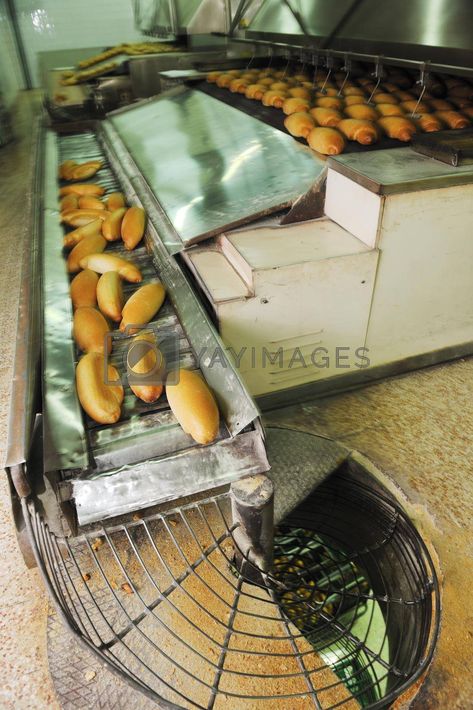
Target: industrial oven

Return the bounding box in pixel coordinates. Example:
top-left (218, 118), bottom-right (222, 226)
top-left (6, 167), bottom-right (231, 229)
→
top-left (7, 0), bottom-right (473, 707)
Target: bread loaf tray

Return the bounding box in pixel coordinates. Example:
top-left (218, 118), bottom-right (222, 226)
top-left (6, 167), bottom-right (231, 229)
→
top-left (41, 126), bottom-right (268, 526)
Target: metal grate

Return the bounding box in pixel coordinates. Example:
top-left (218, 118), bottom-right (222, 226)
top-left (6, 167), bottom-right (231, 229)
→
top-left (24, 446), bottom-right (439, 710)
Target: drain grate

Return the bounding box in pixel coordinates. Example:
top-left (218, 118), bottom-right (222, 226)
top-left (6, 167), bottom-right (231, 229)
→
top-left (28, 431), bottom-right (439, 709)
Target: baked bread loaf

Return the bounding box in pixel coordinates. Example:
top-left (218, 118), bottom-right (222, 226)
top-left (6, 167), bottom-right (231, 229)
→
top-left (63, 218), bottom-right (103, 249)
top-left (73, 306), bottom-right (110, 354)
top-left (284, 112), bottom-right (316, 138)
top-left (435, 110), bottom-right (470, 129)
top-left (59, 183), bottom-right (105, 197)
top-left (102, 207), bottom-right (127, 242)
top-left (415, 113), bottom-right (444, 132)
top-left (127, 331), bottom-right (164, 403)
top-left (166, 369), bottom-right (220, 445)
top-left (76, 352), bottom-right (123, 424)
top-left (344, 104), bottom-right (379, 121)
top-left (309, 106), bottom-right (342, 126)
top-left (96, 271), bottom-right (124, 322)
top-left (376, 103), bottom-right (405, 116)
top-left (106, 192), bottom-right (126, 211)
top-left (282, 97), bottom-right (311, 115)
top-left (70, 269), bottom-right (98, 309)
top-left (67, 232), bottom-right (107, 274)
top-left (338, 118), bottom-right (379, 145)
top-left (120, 282), bottom-right (166, 332)
top-left (315, 96), bottom-right (344, 110)
top-left (121, 206), bottom-right (146, 250)
top-left (307, 127), bottom-right (346, 155)
top-left (262, 90), bottom-right (288, 108)
top-left (378, 116), bottom-right (417, 141)
top-left (79, 253), bottom-right (143, 283)
top-left (78, 196), bottom-right (105, 211)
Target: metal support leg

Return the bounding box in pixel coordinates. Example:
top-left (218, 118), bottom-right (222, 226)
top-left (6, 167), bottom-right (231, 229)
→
top-left (230, 473), bottom-right (274, 584)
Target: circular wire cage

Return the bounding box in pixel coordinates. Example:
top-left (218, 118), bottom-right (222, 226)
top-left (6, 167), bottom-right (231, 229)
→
top-left (25, 461), bottom-right (439, 710)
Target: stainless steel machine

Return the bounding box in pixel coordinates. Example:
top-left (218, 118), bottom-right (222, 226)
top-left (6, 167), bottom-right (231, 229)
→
top-left (8, 0), bottom-right (473, 706)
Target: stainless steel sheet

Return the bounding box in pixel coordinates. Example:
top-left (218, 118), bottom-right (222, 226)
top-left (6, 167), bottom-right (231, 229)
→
top-left (109, 87), bottom-right (323, 250)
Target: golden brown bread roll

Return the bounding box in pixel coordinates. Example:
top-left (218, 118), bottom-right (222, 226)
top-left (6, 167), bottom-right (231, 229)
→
top-left (315, 87), bottom-right (338, 97)
top-left (70, 161), bottom-right (102, 181)
top-left (395, 91), bottom-right (416, 101)
top-left (342, 86), bottom-right (365, 97)
top-left (59, 193), bottom-right (79, 212)
top-left (102, 207), bottom-right (127, 242)
top-left (307, 127), bottom-right (346, 155)
top-left (344, 95), bottom-right (366, 106)
top-left (216, 74), bottom-right (232, 88)
top-left (121, 206), bottom-right (146, 250)
top-left (59, 160), bottom-right (77, 180)
top-left (245, 84), bottom-right (266, 100)
top-left (64, 218), bottom-right (103, 249)
top-left (227, 69), bottom-right (242, 77)
top-left (376, 103), bottom-right (405, 117)
top-left (435, 110), bottom-right (470, 129)
top-left (106, 192), bottom-right (126, 211)
top-left (372, 93), bottom-right (399, 105)
top-left (449, 97), bottom-right (471, 109)
top-left (262, 90), bottom-right (288, 108)
top-left (378, 116), bottom-right (417, 141)
top-left (284, 112), bottom-right (316, 138)
top-left (206, 71), bottom-right (221, 83)
top-left (381, 82), bottom-right (399, 92)
top-left (127, 331), bottom-right (164, 403)
top-left (258, 76), bottom-right (274, 87)
top-left (282, 97), bottom-right (311, 115)
top-left (67, 233), bottom-right (107, 274)
top-left (166, 369), bottom-right (219, 445)
top-left (449, 84), bottom-right (473, 100)
top-left (229, 78), bottom-right (248, 93)
top-left (78, 196), bottom-right (105, 211)
top-left (270, 81), bottom-right (290, 92)
top-left (120, 282), bottom-right (166, 332)
top-left (400, 100), bottom-right (430, 114)
top-left (70, 269), bottom-right (99, 309)
top-left (288, 87), bottom-right (311, 100)
top-left (97, 271), bottom-right (124, 322)
top-left (293, 73), bottom-right (310, 82)
top-left (59, 183), bottom-right (105, 197)
top-left (61, 209), bottom-right (110, 228)
top-left (309, 106), bottom-right (342, 127)
top-left (79, 254), bottom-right (143, 283)
top-left (73, 306), bottom-right (111, 354)
top-left (315, 96), bottom-right (344, 110)
top-left (415, 114), bottom-right (444, 132)
top-left (338, 118), bottom-right (379, 145)
top-left (344, 104), bottom-right (379, 121)
top-left (76, 352), bottom-right (123, 424)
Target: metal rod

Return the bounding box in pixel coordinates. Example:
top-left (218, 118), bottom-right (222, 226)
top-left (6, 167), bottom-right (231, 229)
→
top-left (231, 473), bottom-right (274, 584)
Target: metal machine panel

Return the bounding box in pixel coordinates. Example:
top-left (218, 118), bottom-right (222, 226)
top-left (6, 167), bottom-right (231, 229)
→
top-left (249, 0), bottom-right (355, 38)
top-left (109, 87), bottom-right (323, 251)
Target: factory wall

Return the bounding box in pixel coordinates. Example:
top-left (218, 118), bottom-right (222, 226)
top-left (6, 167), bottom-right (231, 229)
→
top-left (14, 0), bottom-right (147, 86)
top-left (0, 0), bottom-right (25, 107)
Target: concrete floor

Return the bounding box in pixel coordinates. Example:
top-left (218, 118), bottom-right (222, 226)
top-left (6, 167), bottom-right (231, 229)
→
top-left (1, 91), bottom-right (472, 709)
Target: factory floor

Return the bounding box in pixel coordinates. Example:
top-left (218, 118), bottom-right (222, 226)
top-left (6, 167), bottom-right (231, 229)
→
top-left (1, 91), bottom-right (472, 709)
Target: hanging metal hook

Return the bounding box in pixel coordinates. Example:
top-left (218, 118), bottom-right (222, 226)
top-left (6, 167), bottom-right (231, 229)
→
top-left (267, 46), bottom-right (273, 69)
top-left (282, 50), bottom-right (292, 78)
top-left (367, 55), bottom-right (384, 104)
top-left (411, 61), bottom-right (430, 118)
top-left (337, 53), bottom-right (351, 96)
top-left (311, 53), bottom-right (320, 89)
top-left (246, 45), bottom-right (256, 70)
top-left (319, 53), bottom-right (333, 95)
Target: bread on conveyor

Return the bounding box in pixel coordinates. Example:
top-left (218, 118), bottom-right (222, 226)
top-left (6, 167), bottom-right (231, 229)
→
top-left (415, 114), bottom-right (444, 132)
top-left (344, 94), bottom-right (367, 106)
top-left (262, 90), bottom-right (288, 108)
top-left (121, 206), bottom-right (146, 250)
top-left (61, 208), bottom-right (110, 228)
top-left (59, 193), bottom-right (79, 212)
top-left (245, 84), bottom-right (267, 100)
top-left (59, 183), bottom-right (105, 197)
top-left (314, 96), bottom-right (344, 110)
top-left (284, 112), bottom-right (316, 138)
top-left (376, 103), bottom-right (405, 116)
top-left (282, 97), bottom-right (311, 115)
top-left (230, 78), bottom-right (249, 93)
top-left (372, 93), bottom-right (399, 105)
top-left (106, 192), bottom-right (126, 211)
top-left (338, 118), bottom-right (379, 145)
top-left (73, 306), bottom-right (111, 354)
top-left (309, 106), bottom-right (342, 127)
top-left (119, 282), bottom-right (166, 332)
top-left (307, 127), bottom-right (346, 155)
top-left (64, 218), bottom-right (103, 249)
top-left (102, 207), bottom-right (126, 242)
top-left (96, 271), bottom-right (124, 322)
top-left (216, 74), bottom-right (233, 88)
top-left (342, 85), bottom-right (365, 97)
top-left (128, 331), bottom-right (164, 403)
top-left (344, 104), bottom-right (380, 121)
top-left (166, 369), bottom-right (220, 445)
top-left (67, 232), bottom-right (107, 273)
top-left (76, 352), bottom-right (123, 425)
top-left (400, 100), bottom-right (430, 113)
top-left (377, 116), bottom-right (417, 141)
top-left (78, 196), bottom-right (105, 210)
top-left (434, 110), bottom-right (470, 129)
top-left (79, 253), bottom-right (143, 283)
top-left (288, 87), bottom-right (312, 100)
top-left (70, 269), bottom-right (98, 310)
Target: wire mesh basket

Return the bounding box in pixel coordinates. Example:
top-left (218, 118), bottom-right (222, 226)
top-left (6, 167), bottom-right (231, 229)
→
top-left (24, 432), bottom-right (439, 710)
